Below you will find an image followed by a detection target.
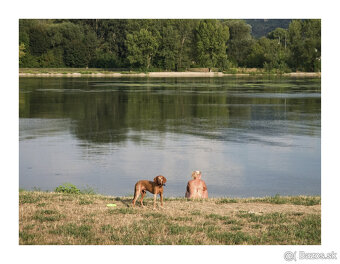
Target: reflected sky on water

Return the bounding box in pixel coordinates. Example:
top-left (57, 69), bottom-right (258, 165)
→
top-left (19, 77), bottom-right (321, 197)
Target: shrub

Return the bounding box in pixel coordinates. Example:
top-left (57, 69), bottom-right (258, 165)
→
top-left (55, 183), bottom-right (81, 194)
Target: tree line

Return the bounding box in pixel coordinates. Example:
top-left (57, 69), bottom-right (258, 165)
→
top-left (19, 19), bottom-right (321, 72)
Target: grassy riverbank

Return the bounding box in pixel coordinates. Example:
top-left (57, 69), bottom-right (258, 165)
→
top-left (19, 191), bottom-right (321, 245)
top-left (19, 68), bottom-right (321, 78)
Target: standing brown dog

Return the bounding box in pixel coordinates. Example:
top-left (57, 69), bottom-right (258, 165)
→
top-left (132, 175), bottom-right (167, 209)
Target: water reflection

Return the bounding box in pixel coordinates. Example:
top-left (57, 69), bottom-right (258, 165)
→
top-left (20, 77), bottom-right (320, 143)
top-left (19, 77), bottom-right (321, 197)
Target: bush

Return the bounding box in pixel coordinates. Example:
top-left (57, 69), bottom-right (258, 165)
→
top-left (55, 183), bottom-right (81, 194)
top-left (90, 51), bottom-right (120, 68)
top-left (264, 61), bottom-right (290, 74)
top-left (64, 40), bottom-right (88, 67)
top-left (39, 48), bottom-right (65, 68)
top-left (314, 59), bottom-right (321, 72)
top-left (20, 53), bottom-right (40, 68)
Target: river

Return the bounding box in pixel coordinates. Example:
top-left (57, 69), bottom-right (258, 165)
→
top-left (19, 77), bottom-right (321, 197)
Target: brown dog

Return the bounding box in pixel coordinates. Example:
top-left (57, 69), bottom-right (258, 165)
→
top-left (132, 175), bottom-right (167, 209)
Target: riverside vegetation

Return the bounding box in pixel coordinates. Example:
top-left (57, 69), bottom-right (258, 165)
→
top-left (19, 187), bottom-right (321, 245)
top-left (19, 19), bottom-right (321, 73)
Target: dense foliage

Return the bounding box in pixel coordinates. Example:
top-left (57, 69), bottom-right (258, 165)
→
top-left (19, 19), bottom-right (321, 72)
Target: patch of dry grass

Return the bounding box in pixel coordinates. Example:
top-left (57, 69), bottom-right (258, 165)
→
top-left (19, 191), bottom-right (321, 245)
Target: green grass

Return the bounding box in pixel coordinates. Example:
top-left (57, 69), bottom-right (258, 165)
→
top-left (236, 211), bottom-right (289, 224)
top-left (205, 213), bottom-right (230, 221)
top-left (19, 191), bottom-right (321, 245)
top-left (20, 192), bottom-right (42, 204)
top-left (50, 223), bottom-right (99, 244)
top-left (107, 208), bottom-right (136, 215)
top-left (33, 209), bottom-right (65, 222)
top-left (19, 231), bottom-right (36, 244)
top-left (208, 230), bottom-right (254, 245)
top-left (215, 198), bottom-right (238, 204)
top-left (216, 195), bottom-right (321, 206)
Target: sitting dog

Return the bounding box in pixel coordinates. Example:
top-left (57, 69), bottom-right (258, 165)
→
top-left (132, 175), bottom-right (167, 209)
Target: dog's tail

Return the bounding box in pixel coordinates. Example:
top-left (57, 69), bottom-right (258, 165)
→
top-left (132, 181), bottom-right (139, 206)
top-left (133, 181), bottom-right (140, 195)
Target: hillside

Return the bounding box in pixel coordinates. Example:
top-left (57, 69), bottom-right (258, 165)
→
top-left (245, 19), bottom-right (292, 38)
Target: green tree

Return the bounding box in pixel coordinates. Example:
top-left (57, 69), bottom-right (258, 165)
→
top-left (176, 19), bottom-right (198, 70)
top-left (301, 19), bottom-right (321, 72)
top-left (267, 27), bottom-right (288, 48)
top-left (64, 39), bottom-right (88, 67)
top-left (287, 19), bottom-right (321, 72)
top-left (28, 21), bottom-right (50, 56)
top-left (194, 20), bottom-right (230, 69)
top-left (75, 19), bottom-right (128, 67)
top-left (90, 50), bottom-right (119, 68)
top-left (49, 21), bottom-right (96, 67)
top-left (247, 40), bottom-right (265, 68)
top-left (287, 20), bottom-right (303, 70)
top-left (38, 48), bottom-right (65, 67)
top-left (158, 22), bottom-right (180, 70)
top-left (224, 20), bottom-right (254, 66)
top-left (18, 19), bottom-right (321, 72)
top-left (126, 28), bottom-right (160, 69)
top-left (19, 43), bottom-right (26, 64)
top-left (247, 37), bottom-right (289, 71)
top-left (19, 21), bottom-right (30, 50)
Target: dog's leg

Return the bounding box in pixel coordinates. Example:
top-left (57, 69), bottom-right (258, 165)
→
top-left (132, 193), bottom-right (139, 207)
top-left (140, 190), bottom-right (146, 207)
top-left (160, 192), bottom-right (164, 208)
top-left (153, 193), bottom-right (157, 209)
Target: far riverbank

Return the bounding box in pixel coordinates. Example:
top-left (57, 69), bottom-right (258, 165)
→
top-left (19, 68), bottom-right (321, 78)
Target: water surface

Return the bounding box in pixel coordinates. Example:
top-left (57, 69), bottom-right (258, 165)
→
top-left (19, 77), bottom-right (321, 197)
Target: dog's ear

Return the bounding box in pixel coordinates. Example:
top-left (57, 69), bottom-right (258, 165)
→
top-left (162, 176), bottom-right (166, 184)
top-left (154, 176), bottom-right (160, 184)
